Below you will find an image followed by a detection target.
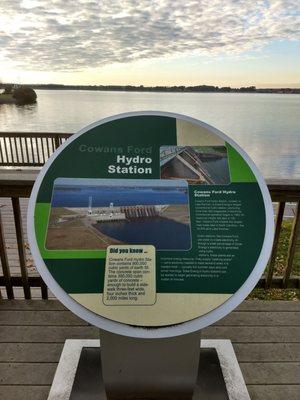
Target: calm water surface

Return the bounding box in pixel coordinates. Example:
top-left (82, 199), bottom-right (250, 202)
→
top-left (52, 186), bottom-right (188, 207)
top-left (95, 218), bottom-right (191, 250)
top-left (0, 90), bottom-right (299, 179)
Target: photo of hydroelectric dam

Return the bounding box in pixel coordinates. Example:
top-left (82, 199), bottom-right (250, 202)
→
top-left (46, 179), bottom-right (191, 251)
top-left (160, 145), bottom-right (231, 185)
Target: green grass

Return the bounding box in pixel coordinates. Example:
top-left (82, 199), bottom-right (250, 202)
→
top-left (249, 288), bottom-right (300, 300)
top-left (273, 220), bottom-right (300, 276)
top-left (248, 219), bottom-right (300, 300)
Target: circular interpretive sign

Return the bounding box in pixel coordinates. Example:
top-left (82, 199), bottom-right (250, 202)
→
top-left (28, 112), bottom-right (273, 338)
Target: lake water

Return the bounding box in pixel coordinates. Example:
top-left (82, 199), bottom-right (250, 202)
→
top-left (0, 90), bottom-right (299, 179)
top-left (52, 186), bottom-right (188, 207)
top-left (95, 218), bottom-right (191, 250)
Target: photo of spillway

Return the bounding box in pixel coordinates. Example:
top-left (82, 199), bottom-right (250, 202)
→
top-left (160, 145), bottom-right (230, 184)
top-left (45, 178), bottom-right (191, 250)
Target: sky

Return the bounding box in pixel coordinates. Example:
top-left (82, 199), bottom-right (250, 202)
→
top-left (0, 0), bottom-right (299, 87)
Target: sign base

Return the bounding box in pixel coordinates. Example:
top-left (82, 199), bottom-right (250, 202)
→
top-left (47, 339), bottom-right (250, 400)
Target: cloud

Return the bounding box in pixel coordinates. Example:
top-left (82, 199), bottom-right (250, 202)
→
top-left (0, 0), bottom-right (299, 71)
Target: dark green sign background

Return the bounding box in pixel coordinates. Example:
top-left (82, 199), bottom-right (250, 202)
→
top-left (34, 115), bottom-right (265, 297)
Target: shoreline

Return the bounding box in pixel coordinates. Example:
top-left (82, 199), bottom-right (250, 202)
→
top-left (1, 85), bottom-right (299, 95)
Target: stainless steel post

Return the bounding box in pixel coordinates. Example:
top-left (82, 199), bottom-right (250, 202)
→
top-left (99, 329), bottom-right (201, 400)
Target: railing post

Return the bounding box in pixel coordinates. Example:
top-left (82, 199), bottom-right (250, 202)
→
top-left (3, 137), bottom-right (9, 164)
top-left (0, 138), bottom-right (5, 164)
top-left (54, 134), bottom-right (60, 150)
top-left (41, 280), bottom-right (48, 299)
top-left (283, 202), bottom-right (300, 288)
top-left (0, 206), bottom-right (14, 299)
top-left (282, 201), bottom-right (300, 288)
top-left (266, 202), bottom-right (285, 288)
top-left (11, 197), bottom-right (31, 299)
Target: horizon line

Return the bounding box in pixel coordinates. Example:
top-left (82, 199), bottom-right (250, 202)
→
top-left (1, 82), bottom-right (299, 91)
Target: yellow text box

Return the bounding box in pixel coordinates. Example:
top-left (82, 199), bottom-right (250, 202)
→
top-left (103, 245), bottom-right (156, 306)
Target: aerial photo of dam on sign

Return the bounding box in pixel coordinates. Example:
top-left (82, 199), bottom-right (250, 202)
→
top-left (46, 178), bottom-right (191, 251)
top-left (160, 145), bottom-right (230, 185)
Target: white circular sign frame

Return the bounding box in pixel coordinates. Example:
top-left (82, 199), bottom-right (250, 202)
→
top-left (27, 111), bottom-right (274, 339)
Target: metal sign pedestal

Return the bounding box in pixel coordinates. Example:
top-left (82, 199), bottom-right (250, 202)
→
top-left (99, 330), bottom-right (201, 399)
top-left (47, 338), bottom-right (250, 400)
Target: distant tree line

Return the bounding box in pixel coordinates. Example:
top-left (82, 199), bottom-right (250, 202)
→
top-left (0, 83), bottom-right (299, 94)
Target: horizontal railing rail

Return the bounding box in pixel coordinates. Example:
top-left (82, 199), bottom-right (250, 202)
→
top-left (0, 133), bottom-right (300, 299)
top-left (0, 132), bottom-right (72, 166)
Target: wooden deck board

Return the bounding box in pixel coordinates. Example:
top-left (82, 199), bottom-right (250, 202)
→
top-left (3, 361), bottom-right (298, 387)
top-left (240, 362), bottom-right (300, 384)
top-left (0, 343), bottom-right (64, 363)
top-left (0, 300), bottom-right (66, 310)
top-left (0, 299), bottom-right (299, 311)
top-left (233, 343), bottom-right (300, 362)
top-left (0, 363), bottom-right (57, 385)
top-left (0, 386), bottom-right (50, 400)
top-left (0, 310), bottom-right (299, 326)
top-left (0, 310), bottom-right (90, 326)
top-left (0, 300), bottom-right (299, 400)
top-left (1, 325), bottom-right (300, 344)
top-left (0, 342), bottom-right (299, 363)
top-left (247, 385), bottom-right (300, 400)
top-left (0, 386), bottom-right (298, 400)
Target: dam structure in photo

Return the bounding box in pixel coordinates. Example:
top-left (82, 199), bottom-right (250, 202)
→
top-left (86, 197), bottom-right (169, 222)
top-left (54, 198), bottom-right (170, 225)
top-left (160, 146), bottom-right (230, 184)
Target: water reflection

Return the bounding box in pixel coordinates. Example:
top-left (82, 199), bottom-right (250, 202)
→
top-left (0, 90), bottom-right (299, 179)
top-left (0, 102), bottom-right (38, 132)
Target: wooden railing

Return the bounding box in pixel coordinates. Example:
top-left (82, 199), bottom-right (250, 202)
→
top-left (0, 178), bottom-right (299, 299)
top-left (0, 135), bottom-right (299, 299)
top-left (266, 180), bottom-right (300, 288)
top-left (0, 132), bottom-right (71, 166)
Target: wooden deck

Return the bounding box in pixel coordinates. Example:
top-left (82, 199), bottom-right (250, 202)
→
top-left (0, 299), bottom-right (299, 400)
